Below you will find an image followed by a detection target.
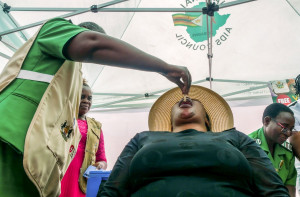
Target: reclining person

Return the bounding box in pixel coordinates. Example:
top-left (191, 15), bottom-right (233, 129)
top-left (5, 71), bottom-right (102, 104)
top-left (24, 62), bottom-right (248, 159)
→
top-left (100, 85), bottom-right (289, 197)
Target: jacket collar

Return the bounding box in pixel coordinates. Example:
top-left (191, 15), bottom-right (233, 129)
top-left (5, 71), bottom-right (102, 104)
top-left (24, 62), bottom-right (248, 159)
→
top-left (86, 117), bottom-right (101, 138)
top-left (257, 127), bottom-right (286, 156)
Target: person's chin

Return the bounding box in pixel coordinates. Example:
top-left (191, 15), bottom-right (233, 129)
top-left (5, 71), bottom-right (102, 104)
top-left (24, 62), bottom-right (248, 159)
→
top-left (278, 138), bottom-right (287, 144)
top-left (180, 111), bottom-right (194, 119)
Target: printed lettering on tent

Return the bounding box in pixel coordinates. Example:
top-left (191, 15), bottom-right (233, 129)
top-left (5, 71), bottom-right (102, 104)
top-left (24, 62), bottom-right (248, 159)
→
top-left (172, 1), bottom-right (231, 51)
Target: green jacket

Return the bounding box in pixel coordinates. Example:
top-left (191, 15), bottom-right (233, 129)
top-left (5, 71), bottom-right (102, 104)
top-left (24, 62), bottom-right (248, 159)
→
top-left (248, 127), bottom-right (296, 186)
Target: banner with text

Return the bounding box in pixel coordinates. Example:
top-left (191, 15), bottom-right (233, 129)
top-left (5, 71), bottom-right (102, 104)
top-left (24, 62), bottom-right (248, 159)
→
top-left (268, 79), bottom-right (298, 106)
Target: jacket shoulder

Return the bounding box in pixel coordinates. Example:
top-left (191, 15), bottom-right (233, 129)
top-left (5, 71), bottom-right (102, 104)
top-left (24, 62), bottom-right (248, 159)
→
top-left (248, 130), bottom-right (259, 139)
top-left (248, 130), bottom-right (263, 145)
top-left (86, 117), bottom-right (102, 130)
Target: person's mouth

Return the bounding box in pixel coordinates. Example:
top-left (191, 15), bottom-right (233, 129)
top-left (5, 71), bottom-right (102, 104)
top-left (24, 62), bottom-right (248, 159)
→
top-left (81, 104), bottom-right (90, 109)
top-left (179, 97), bottom-right (193, 108)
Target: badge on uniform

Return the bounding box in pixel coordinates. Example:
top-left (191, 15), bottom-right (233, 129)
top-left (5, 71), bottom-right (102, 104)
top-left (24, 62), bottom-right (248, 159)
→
top-left (255, 139), bottom-right (261, 145)
top-left (276, 160), bottom-right (284, 172)
top-left (69, 145), bottom-right (76, 159)
top-left (60, 120), bottom-right (74, 141)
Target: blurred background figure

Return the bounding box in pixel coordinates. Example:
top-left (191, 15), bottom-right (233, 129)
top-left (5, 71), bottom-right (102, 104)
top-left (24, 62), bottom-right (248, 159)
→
top-left (60, 79), bottom-right (107, 197)
top-left (289, 74), bottom-right (300, 196)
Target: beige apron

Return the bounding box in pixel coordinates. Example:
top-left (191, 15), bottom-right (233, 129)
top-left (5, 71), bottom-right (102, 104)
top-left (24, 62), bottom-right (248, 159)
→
top-left (0, 26), bottom-right (82, 197)
top-left (79, 117), bottom-right (102, 193)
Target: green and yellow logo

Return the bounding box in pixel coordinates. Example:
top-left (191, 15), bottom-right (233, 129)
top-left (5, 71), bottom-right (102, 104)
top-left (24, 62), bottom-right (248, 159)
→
top-left (173, 1), bottom-right (231, 50)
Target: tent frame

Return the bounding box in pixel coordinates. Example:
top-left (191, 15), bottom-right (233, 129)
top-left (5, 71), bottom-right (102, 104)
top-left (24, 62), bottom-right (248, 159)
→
top-left (0, 0), bottom-right (255, 36)
top-left (91, 79), bottom-right (269, 110)
top-left (1, 0), bottom-right (270, 111)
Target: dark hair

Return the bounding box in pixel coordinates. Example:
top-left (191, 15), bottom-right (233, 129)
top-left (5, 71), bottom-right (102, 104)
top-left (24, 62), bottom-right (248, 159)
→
top-left (262, 103), bottom-right (294, 123)
top-left (78, 22), bottom-right (106, 34)
top-left (295, 74), bottom-right (300, 96)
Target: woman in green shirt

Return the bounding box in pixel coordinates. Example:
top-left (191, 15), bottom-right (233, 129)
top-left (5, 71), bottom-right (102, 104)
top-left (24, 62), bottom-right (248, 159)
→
top-left (249, 103), bottom-right (297, 197)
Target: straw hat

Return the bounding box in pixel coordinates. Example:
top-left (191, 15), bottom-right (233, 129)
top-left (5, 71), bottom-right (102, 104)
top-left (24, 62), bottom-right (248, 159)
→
top-left (148, 85), bottom-right (234, 132)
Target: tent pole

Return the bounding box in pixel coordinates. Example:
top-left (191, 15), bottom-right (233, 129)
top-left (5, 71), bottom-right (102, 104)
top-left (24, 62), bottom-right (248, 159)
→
top-left (0, 2), bottom-right (28, 41)
top-left (0, 0), bottom-right (128, 37)
top-left (92, 79), bottom-right (268, 109)
top-left (4, 0), bottom-right (256, 12)
top-left (0, 51), bottom-right (10, 60)
top-left (211, 79), bottom-right (268, 84)
top-left (222, 84), bottom-right (269, 98)
top-left (204, 0), bottom-right (216, 90)
top-left (0, 0), bottom-right (256, 37)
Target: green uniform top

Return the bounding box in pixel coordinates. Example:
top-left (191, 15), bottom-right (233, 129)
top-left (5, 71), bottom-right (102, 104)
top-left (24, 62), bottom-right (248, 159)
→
top-left (248, 127), bottom-right (297, 186)
top-left (0, 18), bottom-right (87, 153)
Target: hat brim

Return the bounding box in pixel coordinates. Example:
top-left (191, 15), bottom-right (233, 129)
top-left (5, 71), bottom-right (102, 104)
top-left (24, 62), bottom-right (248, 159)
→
top-left (148, 85), bottom-right (234, 132)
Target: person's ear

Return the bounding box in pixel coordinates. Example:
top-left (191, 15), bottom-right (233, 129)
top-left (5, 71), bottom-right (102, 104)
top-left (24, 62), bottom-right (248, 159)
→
top-left (264, 116), bottom-right (271, 126)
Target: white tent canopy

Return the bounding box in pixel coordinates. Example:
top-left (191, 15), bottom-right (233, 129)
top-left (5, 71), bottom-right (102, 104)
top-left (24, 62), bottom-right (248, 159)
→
top-left (1, 0), bottom-right (299, 110)
top-left (0, 0), bottom-right (300, 168)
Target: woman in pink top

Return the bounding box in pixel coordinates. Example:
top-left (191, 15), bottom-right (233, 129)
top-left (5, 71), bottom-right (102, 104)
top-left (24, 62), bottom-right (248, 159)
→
top-left (60, 79), bottom-right (107, 197)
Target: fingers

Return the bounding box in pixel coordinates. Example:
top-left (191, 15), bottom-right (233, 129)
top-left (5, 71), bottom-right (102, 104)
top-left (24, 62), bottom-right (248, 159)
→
top-left (162, 64), bottom-right (191, 94)
top-left (181, 67), bottom-right (192, 94)
top-left (95, 161), bottom-right (108, 170)
top-left (172, 66), bottom-right (191, 95)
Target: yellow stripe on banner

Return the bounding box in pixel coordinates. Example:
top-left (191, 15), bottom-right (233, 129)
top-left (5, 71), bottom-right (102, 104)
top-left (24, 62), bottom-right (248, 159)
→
top-left (172, 14), bottom-right (199, 20)
top-left (172, 16), bottom-right (198, 21)
top-left (173, 21), bottom-right (198, 27)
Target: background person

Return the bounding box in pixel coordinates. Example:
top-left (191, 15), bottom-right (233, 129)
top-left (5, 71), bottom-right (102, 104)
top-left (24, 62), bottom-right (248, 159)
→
top-left (0, 17), bottom-right (191, 197)
top-left (100, 85), bottom-right (289, 197)
top-left (248, 103), bottom-right (297, 197)
top-left (60, 79), bottom-right (107, 196)
top-left (289, 74), bottom-right (300, 195)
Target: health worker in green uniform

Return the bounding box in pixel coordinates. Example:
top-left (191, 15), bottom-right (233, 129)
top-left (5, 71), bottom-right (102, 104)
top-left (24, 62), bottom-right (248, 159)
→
top-left (0, 18), bottom-right (191, 197)
top-left (249, 103), bottom-right (297, 197)
top-left (289, 74), bottom-right (300, 196)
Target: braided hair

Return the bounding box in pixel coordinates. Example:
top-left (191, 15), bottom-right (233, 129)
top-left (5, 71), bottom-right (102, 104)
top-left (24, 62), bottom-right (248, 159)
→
top-left (295, 74), bottom-right (300, 96)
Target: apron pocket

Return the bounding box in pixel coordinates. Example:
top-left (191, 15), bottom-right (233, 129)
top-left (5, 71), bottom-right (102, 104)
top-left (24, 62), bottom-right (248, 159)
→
top-left (46, 99), bottom-right (80, 173)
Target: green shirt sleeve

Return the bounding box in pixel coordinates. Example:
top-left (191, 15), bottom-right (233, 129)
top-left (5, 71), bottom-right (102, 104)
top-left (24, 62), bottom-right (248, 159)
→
top-left (285, 156), bottom-right (297, 186)
top-left (37, 18), bottom-right (88, 59)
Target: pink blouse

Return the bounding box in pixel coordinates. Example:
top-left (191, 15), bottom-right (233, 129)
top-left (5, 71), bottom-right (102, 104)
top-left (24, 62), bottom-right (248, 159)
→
top-left (77, 119), bottom-right (107, 162)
